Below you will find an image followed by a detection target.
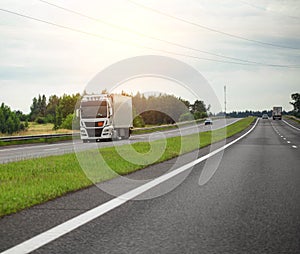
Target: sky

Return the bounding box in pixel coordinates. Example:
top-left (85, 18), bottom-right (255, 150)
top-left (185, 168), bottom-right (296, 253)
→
top-left (0, 0), bottom-right (300, 113)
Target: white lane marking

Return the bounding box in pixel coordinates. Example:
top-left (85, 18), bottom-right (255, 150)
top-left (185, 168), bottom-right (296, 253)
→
top-left (283, 137), bottom-right (286, 140)
top-left (287, 141), bottom-right (291, 143)
top-left (292, 145), bottom-right (297, 149)
top-left (282, 119), bottom-right (300, 131)
top-left (43, 148), bottom-right (59, 151)
top-left (0, 119), bottom-right (259, 254)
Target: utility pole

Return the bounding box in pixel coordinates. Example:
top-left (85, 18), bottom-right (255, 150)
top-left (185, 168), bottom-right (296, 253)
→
top-left (224, 85), bottom-right (227, 116)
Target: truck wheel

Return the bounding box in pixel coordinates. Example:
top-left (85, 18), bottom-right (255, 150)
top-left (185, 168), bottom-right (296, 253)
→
top-left (123, 128), bottom-right (130, 140)
top-left (111, 130), bottom-right (119, 141)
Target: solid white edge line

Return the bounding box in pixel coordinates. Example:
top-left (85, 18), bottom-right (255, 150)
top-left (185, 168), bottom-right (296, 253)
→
top-left (1, 118), bottom-right (259, 254)
top-left (282, 119), bottom-right (300, 131)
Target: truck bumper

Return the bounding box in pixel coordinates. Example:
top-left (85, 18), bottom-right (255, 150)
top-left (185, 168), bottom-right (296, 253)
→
top-left (80, 126), bottom-right (113, 141)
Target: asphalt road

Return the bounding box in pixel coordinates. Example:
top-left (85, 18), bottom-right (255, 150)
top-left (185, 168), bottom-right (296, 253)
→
top-left (0, 118), bottom-right (299, 254)
top-left (0, 118), bottom-right (238, 164)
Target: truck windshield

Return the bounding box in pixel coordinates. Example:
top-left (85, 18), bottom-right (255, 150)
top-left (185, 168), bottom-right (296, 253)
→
top-left (81, 101), bottom-right (107, 118)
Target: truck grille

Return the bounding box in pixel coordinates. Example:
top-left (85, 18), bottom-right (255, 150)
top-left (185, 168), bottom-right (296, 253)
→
top-left (86, 128), bottom-right (103, 137)
top-left (84, 121), bottom-right (105, 128)
top-left (85, 122), bottom-right (97, 127)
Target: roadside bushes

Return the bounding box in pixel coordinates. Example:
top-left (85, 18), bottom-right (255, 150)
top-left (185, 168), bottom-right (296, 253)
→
top-left (0, 103), bottom-right (26, 134)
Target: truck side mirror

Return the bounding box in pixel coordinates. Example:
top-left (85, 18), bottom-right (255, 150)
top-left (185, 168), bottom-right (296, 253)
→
top-left (109, 108), bottom-right (113, 117)
top-left (75, 109), bottom-right (80, 118)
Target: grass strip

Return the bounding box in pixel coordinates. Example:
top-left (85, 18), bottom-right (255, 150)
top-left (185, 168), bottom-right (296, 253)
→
top-left (284, 115), bottom-right (300, 124)
top-left (0, 117), bottom-right (255, 217)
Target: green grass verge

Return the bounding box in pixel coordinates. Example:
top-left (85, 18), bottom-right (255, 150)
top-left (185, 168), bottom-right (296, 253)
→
top-left (284, 115), bottom-right (300, 124)
top-left (0, 117), bottom-right (255, 217)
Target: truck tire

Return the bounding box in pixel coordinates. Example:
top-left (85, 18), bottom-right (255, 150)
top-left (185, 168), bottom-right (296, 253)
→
top-left (123, 128), bottom-right (130, 140)
top-left (111, 130), bottom-right (119, 141)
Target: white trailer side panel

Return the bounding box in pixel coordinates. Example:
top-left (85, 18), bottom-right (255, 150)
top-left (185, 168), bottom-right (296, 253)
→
top-left (112, 94), bottom-right (133, 128)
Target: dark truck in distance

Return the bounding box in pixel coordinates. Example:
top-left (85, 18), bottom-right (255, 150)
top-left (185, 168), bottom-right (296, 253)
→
top-left (272, 106), bottom-right (282, 120)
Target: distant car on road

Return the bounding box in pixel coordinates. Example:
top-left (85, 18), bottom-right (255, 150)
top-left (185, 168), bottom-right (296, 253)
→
top-left (204, 118), bottom-right (213, 125)
top-left (262, 114), bottom-right (269, 119)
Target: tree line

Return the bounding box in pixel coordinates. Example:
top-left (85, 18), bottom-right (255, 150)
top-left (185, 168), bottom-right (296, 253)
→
top-left (0, 92), bottom-right (209, 134)
top-left (132, 92), bottom-right (209, 127)
top-left (3, 91), bottom-right (298, 135)
top-left (29, 92), bottom-right (209, 128)
top-left (29, 93), bottom-right (81, 129)
top-left (224, 110), bottom-right (274, 118)
top-left (0, 94), bottom-right (80, 135)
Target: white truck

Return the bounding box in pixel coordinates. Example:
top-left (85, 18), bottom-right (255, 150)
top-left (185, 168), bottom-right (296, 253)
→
top-left (78, 94), bottom-right (133, 142)
top-left (272, 106), bottom-right (282, 120)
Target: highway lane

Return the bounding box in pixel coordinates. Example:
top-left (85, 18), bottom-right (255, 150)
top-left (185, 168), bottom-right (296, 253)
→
top-left (1, 118), bottom-right (299, 253)
top-left (0, 118), bottom-right (238, 164)
top-left (272, 119), bottom-right (300, 149)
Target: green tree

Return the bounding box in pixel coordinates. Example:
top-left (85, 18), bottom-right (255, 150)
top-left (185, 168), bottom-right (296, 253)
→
top-left (41, 94), bottom-right (47, 117)
top-left (61, 113), bottom-right (74, 130)
top-left (59, 93), bottom-right (81, 119)
top-left (179, 112), bottom-right (194, 122)
top-left (54, 106), bottom-right (63, 130)
top-left (133, 93), bottom-right (190, 125)
top-left (29, 94), bottom-right (47, 121)
top-left (133, 115), bottom-right (145, 127)
top-left (0, 103), bottom-right (22, 134)
top-left (290, 93), bottom-right (300, 115)
top-left (46, 95), bottom-right (60, 123)
top-left (191, 100), bottom-right (208, 119)
top-left (0, 106), bottom-right (6, 133)
top-left (15, 110), bottom-right (28, 121)
top-left (6, 116), bottom-right (15, 134)
top-left (30, 97), bottom-right (38, 121)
